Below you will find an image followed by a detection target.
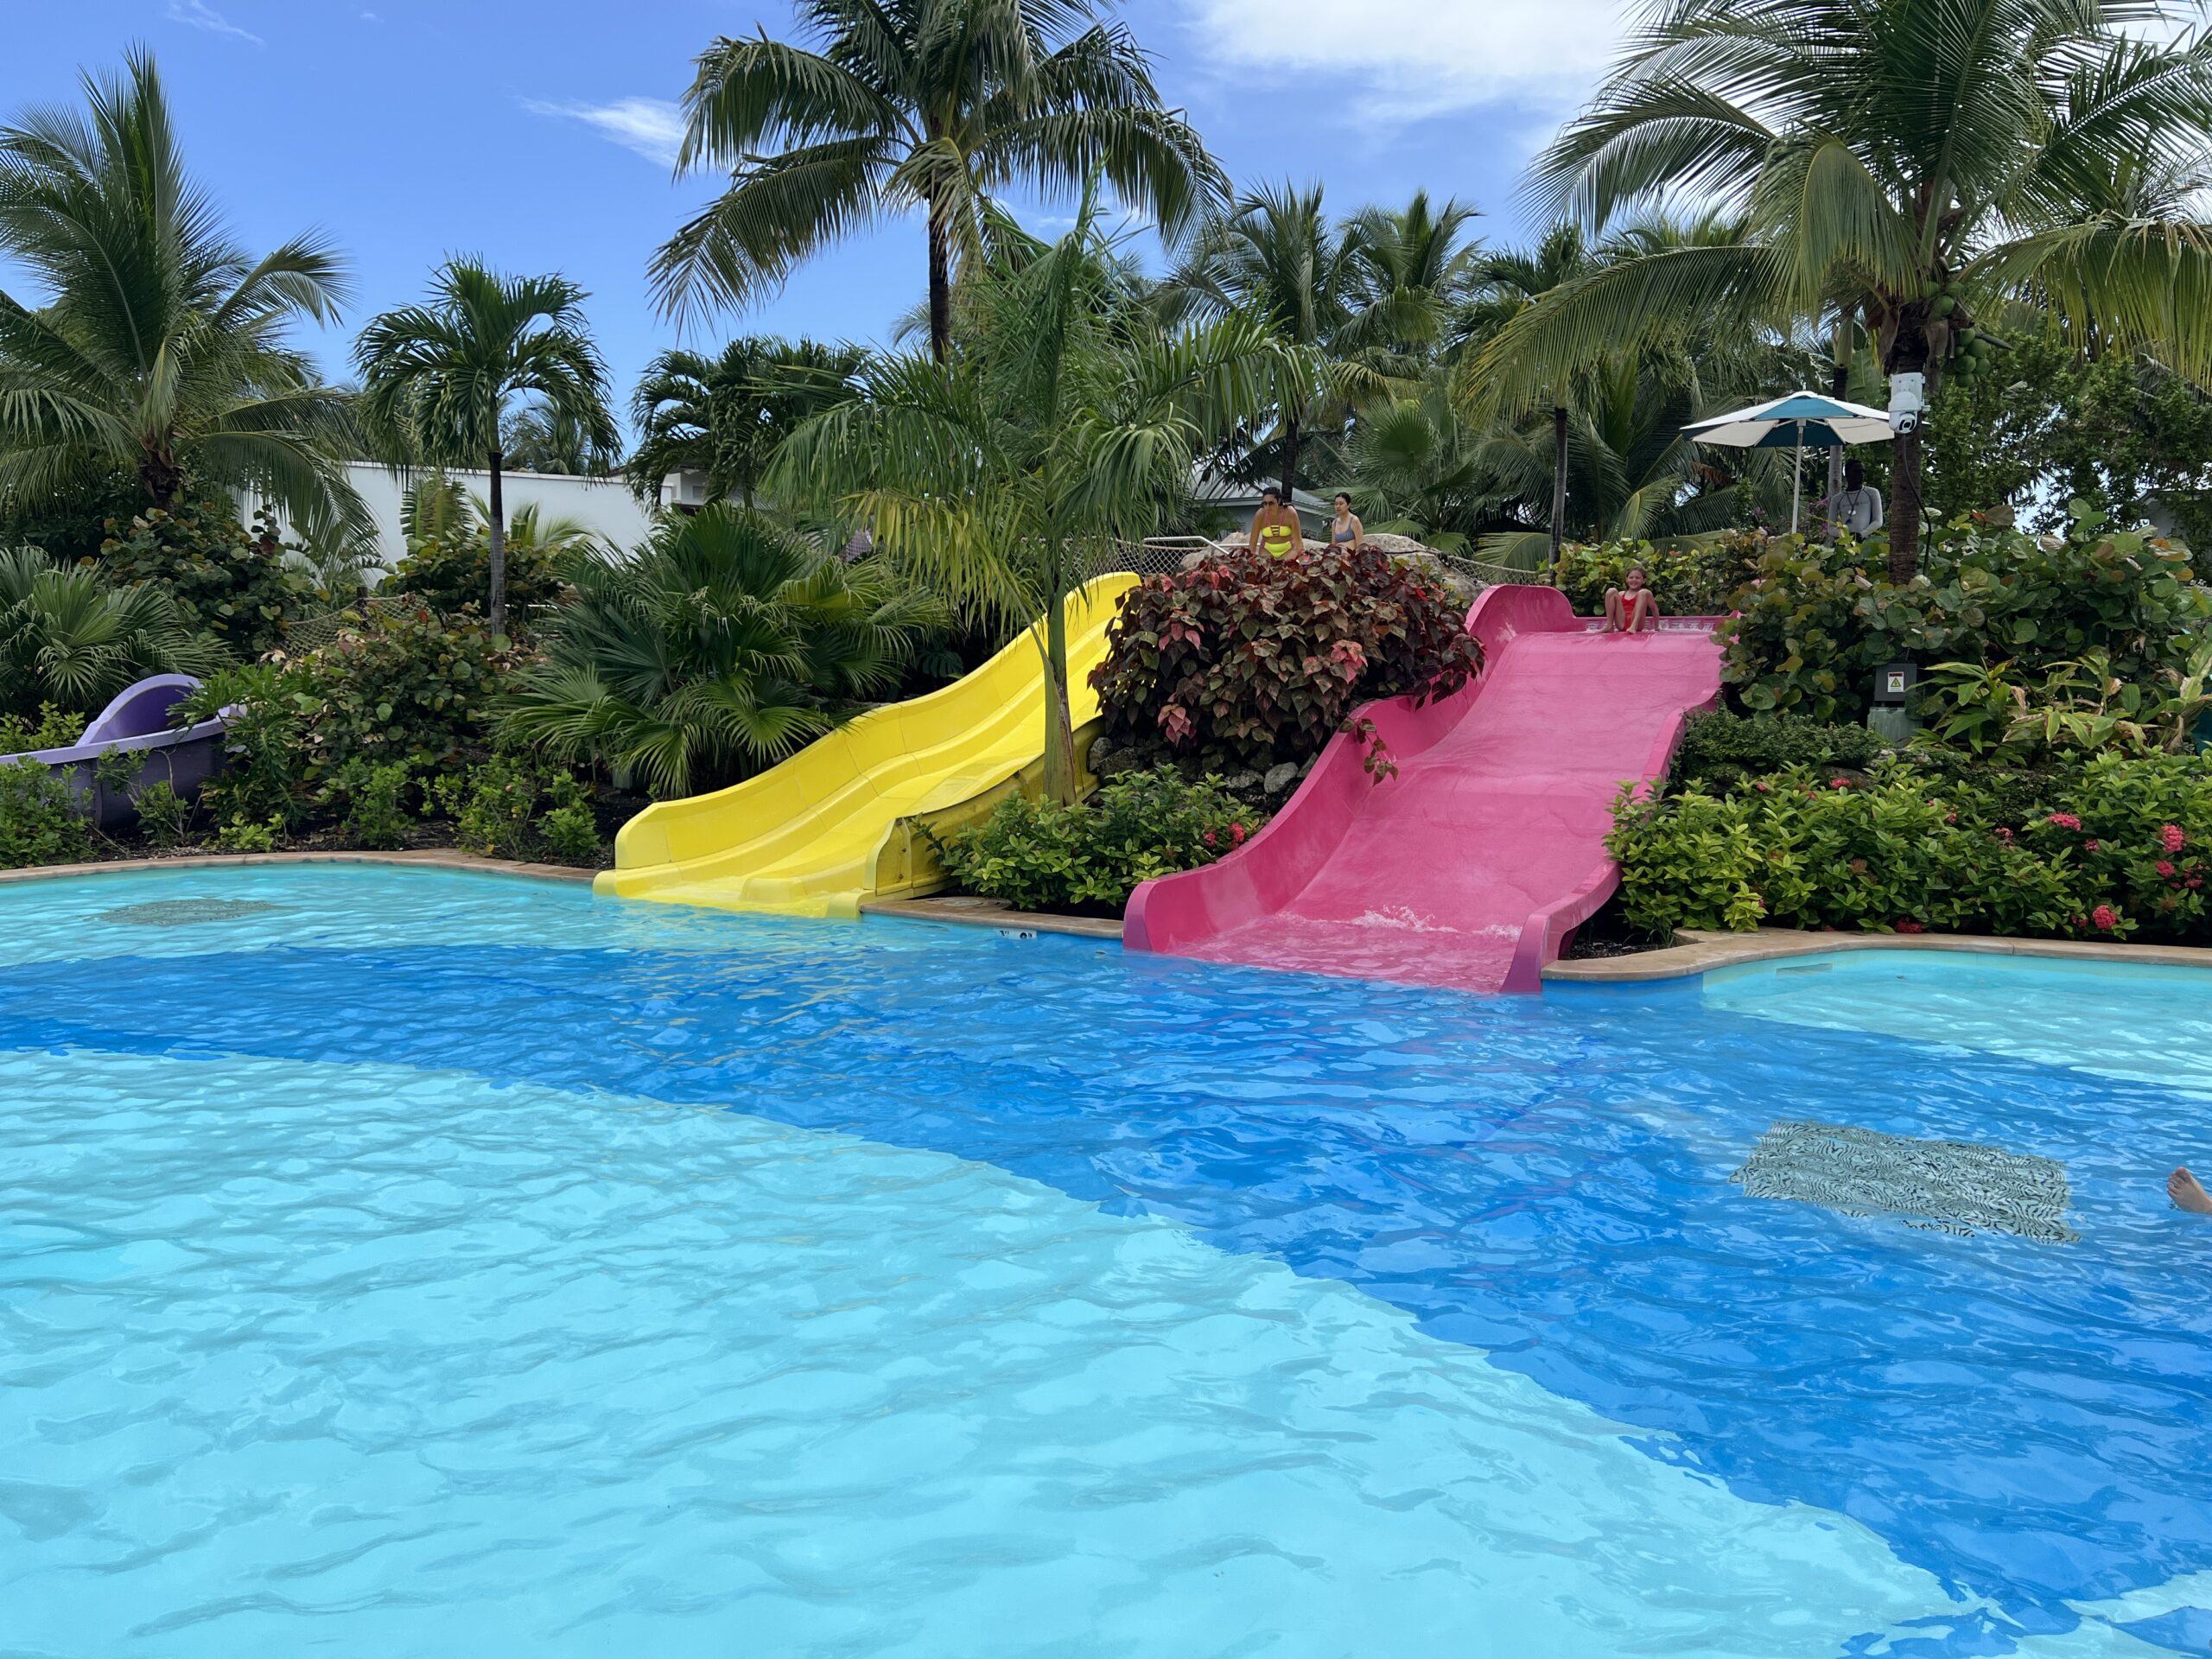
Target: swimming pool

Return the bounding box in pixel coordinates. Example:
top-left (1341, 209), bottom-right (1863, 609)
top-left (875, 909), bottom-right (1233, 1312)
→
top-left (2, 866), bottom-right (2208, 1656)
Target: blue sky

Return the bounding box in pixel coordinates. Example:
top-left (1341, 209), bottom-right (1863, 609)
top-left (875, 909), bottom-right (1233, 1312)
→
top-left (0, 0), bottom-right (1630, 432)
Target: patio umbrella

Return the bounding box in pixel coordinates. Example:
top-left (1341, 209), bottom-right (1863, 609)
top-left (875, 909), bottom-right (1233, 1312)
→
top-left (1683, 391), bottom-right (1894, 533)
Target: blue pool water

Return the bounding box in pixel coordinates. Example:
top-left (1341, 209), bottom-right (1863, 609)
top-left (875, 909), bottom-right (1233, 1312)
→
top-left (3, 868), bottom-right (2210, 1656)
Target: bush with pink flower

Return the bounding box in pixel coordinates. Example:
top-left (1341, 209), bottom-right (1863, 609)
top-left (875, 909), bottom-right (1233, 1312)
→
top-left (1608, 750), bottom-right (2212, 944)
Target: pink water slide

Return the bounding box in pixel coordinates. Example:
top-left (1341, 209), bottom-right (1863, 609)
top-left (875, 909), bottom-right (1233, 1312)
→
top-left (1123, 585), bottom-right (1724, 995)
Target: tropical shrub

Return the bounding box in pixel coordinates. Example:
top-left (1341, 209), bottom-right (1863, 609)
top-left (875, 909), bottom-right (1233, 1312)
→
top-left (1558, 534), bottom-right (1764, 620)
top-left (1091, 543), bottom-right (1483, 773)
top-left (1672, 709), bottom-right (1886, 791)
top-left (932, 772), bottom-right (1262, 914)
top-left (287, 601), bottom-right (524, 785)
top-left (99, 500), bottom-right (319, 657)
top-left (335, 761), bottom-right (413, 850)
top-left (1922, 644), bottom-right (2212, 759)
top-left (133, 779), bottom-right (191, 847)
top-left (429, 752), bottom-right (601, 864)
top-left (1720, 509), bottom-right (2210, 721)
top-left (504, 505), bottom-right (945, 798)
top-left (1607, 753), bottom-right (2212, 944)
top-left (386, 501), bottom-right (595, 624)
top-left (0, 546), bottom-right (224, 722)
top-left (0, 759), bottom-right (92, 867)
top-left (0, 704), bottom-right (85, 754)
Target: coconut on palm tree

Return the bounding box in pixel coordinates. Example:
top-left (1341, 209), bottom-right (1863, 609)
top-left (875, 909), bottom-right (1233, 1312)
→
top-left (773, 184), bottom-right (1319, 804)
top-left (654, 0), bottom-right (1223, 362)
top-left (0, 50), bottom-right (361, 536)
top-left (1473, 0), bottom-right (2212, 582)
top-left (354, 260), bottom-right (619, 635)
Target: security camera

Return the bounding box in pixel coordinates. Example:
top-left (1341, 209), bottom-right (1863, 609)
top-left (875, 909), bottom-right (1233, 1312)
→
top-left (1888, 371), bottom-right (1926, 436)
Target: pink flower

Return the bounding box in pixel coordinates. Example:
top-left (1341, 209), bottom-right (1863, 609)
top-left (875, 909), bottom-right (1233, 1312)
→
top-left (1754, 779), bottom-right (1772, 792)
top-left (2092, 905), bottom-right (2119, 931)
top-left (2163, 823), bottom-right (2187, 854)
top-left (1896, 919), bottom-right (1925, 934)
top-left (1230, 823), bottom-right (1247, 847)
top-left (1995, 826), bottom-right (2015, 841)
top-left (1829, 778), bottom-right (1849, 790)
top-left (2083, 839), bottom-right (2100, 851)
top-left (2047, 812), bottom-right (2082, 830)
top-left (2158, 860), bottom-right (2177, 877)
top-left (1202, 831), bottom-right (1217, 848)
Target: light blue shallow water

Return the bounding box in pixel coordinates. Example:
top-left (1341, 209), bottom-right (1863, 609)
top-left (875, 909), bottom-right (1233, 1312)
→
top-left (2, 867), bottom-right (2209, 1656)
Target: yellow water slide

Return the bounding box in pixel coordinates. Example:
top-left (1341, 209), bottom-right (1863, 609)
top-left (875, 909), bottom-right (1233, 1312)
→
top-left (594, 573), bottom-right (1139, 918)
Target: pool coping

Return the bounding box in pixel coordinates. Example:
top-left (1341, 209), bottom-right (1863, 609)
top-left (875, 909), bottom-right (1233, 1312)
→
top-left (0, 850), bottom-right (598, 887)
top-left (1542, 925), bottom-right (2212, 983)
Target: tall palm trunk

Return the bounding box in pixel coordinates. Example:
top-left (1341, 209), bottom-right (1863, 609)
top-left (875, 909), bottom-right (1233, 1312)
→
top-left (1549, 403), bottom-right (1569, 582)
top-left (140, 445), bottom-right (184, 510)
top-left (1032, 575), bottom-right (1079, 806)
top-left (926, 200), bottom-right (953, 364)
top-left (1280, 414), bottom-right (1302, 504)
top-left (486, 448), bottom-right (508, 635)
top-left (1885, 303), bottom-right (1932, 585)
top-left (1825, 334), bottom-right (1850, 541)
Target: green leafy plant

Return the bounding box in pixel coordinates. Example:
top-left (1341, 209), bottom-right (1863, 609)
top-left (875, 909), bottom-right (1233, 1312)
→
top-left (0, 546), bottom-right (223, 722)
top-left (504, 505), bottom-right (943, 799)
top-left (1558, 534), bottom-right (1764, 620)
top-left (177, 664), bottom-right (306, 830)
top-left (1673, 709), bottom-right (1886, 792)
top-left (932, 772), bottom-right (1263, 914)
top-left (287, 601), bottom-right (523, 785)
top-left (336, 760), bottom-right (412, 851)
top-left (1608, 753), bottom-right (2212, 944)
top-left (1925, 645), bottom-right (2212, 758)
top-left (1719, 512), bottom-right (2210, 721)
top-left (98, 500), bottom-right (316, 656)
top-left (0, 703), bottom-right (84, 753)
top-left (132, 779), bottom-right (190, 848)
top-left (1092, 542), bottom-right (1483, 772)
top-left (385, 499), bottom-right (599, 624)
top-left (0, 758), bottom-right (92, 868)
top-left (430, 752), bottom-right (601, 864)
top-left (213, 814), bottom-right (281, 854)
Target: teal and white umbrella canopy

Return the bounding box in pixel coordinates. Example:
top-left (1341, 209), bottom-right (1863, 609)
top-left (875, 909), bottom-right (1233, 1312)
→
top-left (1685, 391), bottom-right (1896, 531)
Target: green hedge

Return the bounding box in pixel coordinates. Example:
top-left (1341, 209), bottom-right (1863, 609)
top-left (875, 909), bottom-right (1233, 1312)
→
top-left (1608, 753), bottom-right (2211, 942)
top-left (933, 772), bottom-right (1261, 913)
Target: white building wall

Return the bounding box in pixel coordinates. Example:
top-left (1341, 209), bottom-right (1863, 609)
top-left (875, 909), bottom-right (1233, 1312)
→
top-left (339, 462), bottom-right (664, 572)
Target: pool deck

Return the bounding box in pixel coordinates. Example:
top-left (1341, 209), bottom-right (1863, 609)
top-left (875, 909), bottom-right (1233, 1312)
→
top-left (0, 849), bottom-right (597, 887)
top-left (858, 894), bottom-right (1126, 940)
top-left (1545, 925), bottom-right (2212, 982)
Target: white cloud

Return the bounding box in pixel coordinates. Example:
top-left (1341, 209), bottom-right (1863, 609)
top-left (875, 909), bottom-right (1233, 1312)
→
top-left (167, 0), bottom-right (263, 46)
top-left (524, 98), bottom-right (687, 168)
top-left (1185, 0), bottom-right (1627, 117)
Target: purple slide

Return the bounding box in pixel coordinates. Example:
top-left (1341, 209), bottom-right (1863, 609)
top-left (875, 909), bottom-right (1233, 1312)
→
top-left (1124, 585), bottom-right (1723, 995)
top-left (2, 674), bottom-right (231, 831)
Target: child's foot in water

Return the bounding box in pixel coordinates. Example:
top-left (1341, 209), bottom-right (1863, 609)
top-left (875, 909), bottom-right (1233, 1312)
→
top-left (2169, 1166), bottom-right (2212, 1213)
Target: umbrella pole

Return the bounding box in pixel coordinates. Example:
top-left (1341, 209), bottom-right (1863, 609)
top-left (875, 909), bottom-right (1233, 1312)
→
top-left (1790, 422), bottom-right (1803, 533)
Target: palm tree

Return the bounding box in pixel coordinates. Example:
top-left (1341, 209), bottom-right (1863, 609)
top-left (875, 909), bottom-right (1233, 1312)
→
top-left (502, 505), bottom-right (946, 798)
top-left (773, 186), bottom-right (1318, 803)
top-left (354, 260), bottom-right (619, 635)
top-left (501, 400), bottom-right (621, 477)
top-left (1340, 190), bottom-right (1485, 368)
top-left (0, 50), bottom-right (361, 535)
top-left (1164, 181), bottom-right (1362, 499)
top-left (0, 545), bottom-right (223, 721)
top-left (1474, 0), bottom-right (2212, 582)
top-left (654, 0), bottom-right (1223, 362)
top-left (626, 335), bottom-right (864, 508)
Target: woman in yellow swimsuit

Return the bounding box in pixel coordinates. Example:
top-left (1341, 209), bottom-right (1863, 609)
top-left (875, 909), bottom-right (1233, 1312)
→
top-left (1249, 487), bottom-right (1304, 558)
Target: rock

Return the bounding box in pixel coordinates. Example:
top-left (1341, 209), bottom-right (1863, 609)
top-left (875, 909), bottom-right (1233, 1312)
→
top-left (1092, 745), bottom-right (1145, 779)
top-left (1223, 771), bottom-right (1262, 796)
top-left (1263, 761), bottom-right (1300, 797)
